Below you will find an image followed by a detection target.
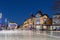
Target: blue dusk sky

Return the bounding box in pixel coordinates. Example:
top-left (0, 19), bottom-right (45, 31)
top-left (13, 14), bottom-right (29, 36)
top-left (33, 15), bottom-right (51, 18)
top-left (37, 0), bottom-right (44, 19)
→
top-left (0, 0), bottom-right (57, 25)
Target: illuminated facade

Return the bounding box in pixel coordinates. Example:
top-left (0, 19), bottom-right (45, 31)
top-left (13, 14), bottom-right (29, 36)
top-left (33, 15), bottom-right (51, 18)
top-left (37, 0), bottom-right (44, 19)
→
top-left (33, 11), bottom-right (51, 30)
top-left (23, 10), bottom-right (52, 30)
top-left (23, 15), bottom-right (34, 30)
top-left (8, 22), bottom-right (17, 30)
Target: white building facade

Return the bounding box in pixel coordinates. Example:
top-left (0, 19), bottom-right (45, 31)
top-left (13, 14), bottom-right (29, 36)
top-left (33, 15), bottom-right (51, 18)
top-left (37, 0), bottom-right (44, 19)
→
top-left (8, 22), bottom-right (17, 30)
top-left (52, 14), bottom-right (60, 30)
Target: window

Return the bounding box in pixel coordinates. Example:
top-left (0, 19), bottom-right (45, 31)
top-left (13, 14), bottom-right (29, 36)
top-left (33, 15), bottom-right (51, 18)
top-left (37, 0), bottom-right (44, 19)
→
top-left (54, 19), bottom-right (60, 24)
top-left (56, 20), bottom-right (60, 24)
top-left (44, 18), bottom-right (46, 21)
top-left (35, 15), bottom-right (40, 18)
top-left (36, 20), bottom-right (40, 24)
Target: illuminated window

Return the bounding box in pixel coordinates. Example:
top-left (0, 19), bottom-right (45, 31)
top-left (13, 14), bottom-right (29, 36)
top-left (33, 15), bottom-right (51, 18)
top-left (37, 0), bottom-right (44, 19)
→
top-left (36, 20), bottom-right (40, 24)
top-left (35, 15), bottom-right (40, 18)
top-left (44, 18), bottom-right (46, 21)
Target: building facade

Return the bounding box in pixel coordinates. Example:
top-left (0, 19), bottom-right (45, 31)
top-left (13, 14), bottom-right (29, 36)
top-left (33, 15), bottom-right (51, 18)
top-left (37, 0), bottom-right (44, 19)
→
top-left (0, 13), bottom-right (2, 30)
top-left (33, 11), bottom-right (51, 30)
top-left (23, 15), bottom-right (34, 30)
top-left (8, 22), bottom-right (17, 30)
top-left (52, 14), bottom-right (60, 30)
top-left (23, 10), bottom-right (52, 31)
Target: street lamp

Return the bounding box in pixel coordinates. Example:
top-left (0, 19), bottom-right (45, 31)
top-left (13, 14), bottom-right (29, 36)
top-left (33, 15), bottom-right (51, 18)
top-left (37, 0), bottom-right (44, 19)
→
top-left (5, 18), bottom-right (8, 29)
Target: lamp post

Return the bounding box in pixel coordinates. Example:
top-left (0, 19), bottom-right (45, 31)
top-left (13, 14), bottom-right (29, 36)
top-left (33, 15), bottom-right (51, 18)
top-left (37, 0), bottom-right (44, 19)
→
top-left (5, 18), bottom-right (8, 29)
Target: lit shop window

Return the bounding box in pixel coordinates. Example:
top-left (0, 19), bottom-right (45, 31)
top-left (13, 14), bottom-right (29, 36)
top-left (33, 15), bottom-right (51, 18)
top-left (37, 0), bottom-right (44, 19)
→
top-left (36, 20), bottom-right (40, 24)
top-left (36, 26), bottom-right (40, 28)
top-left (53, 26), bottom-right (57, 29)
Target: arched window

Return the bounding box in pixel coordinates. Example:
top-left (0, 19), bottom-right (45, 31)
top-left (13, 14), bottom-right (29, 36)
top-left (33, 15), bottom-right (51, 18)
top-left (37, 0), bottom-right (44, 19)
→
top-left (35, 15), bottom-right (40, 18)
top-left (44, 18), bottom-right (47, 21)
top-left (36, 20), bottom-right (40, 24)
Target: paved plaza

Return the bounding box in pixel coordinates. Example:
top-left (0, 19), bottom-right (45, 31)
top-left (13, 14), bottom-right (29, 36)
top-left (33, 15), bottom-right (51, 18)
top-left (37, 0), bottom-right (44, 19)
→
top-left (0, 30), bottom-right (60, 40)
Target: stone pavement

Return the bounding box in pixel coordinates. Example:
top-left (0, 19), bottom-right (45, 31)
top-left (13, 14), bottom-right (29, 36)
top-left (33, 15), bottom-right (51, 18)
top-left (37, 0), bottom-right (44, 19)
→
top-left (0, 30), bottom-right (60, 40)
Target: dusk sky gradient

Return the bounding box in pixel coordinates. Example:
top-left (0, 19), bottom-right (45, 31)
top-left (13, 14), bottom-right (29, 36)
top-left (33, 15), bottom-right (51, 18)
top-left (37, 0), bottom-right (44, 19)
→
top-left (0, 0), bottom-right (57, 25)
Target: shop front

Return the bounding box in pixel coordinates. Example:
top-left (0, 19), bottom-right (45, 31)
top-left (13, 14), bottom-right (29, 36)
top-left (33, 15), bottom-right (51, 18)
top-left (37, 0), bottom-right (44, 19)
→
top-left (43, 26), bottom-right (47, 30)
top-left (28, 24), bottom-right (32, 30)
top-left (53, 26), bottom-right (60, 31)
top-left (35, 25), bottom-right (42, 30)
